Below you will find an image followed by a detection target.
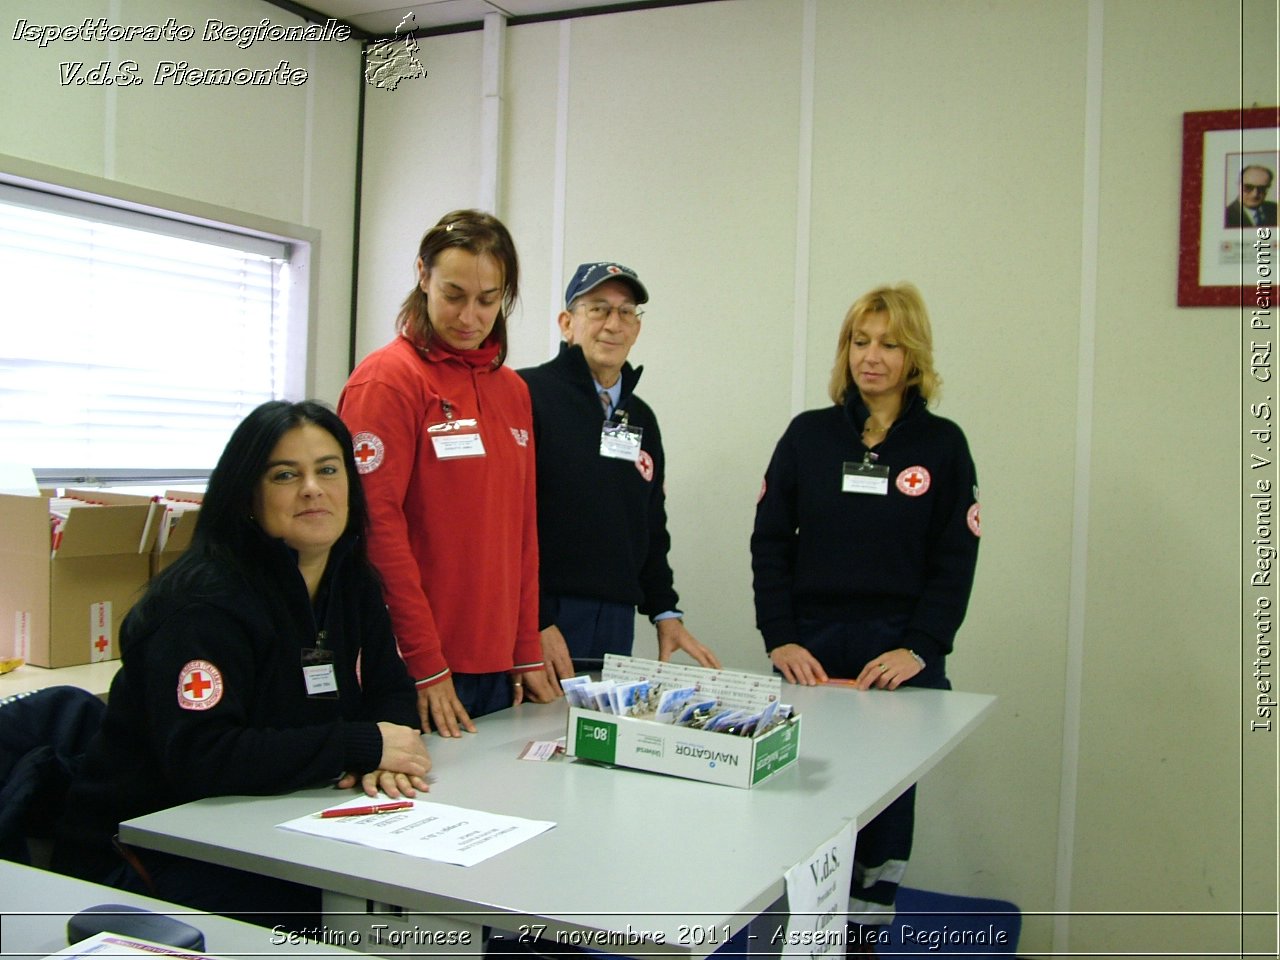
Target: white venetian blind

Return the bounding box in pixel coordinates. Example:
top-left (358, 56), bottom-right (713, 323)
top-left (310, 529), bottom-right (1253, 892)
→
top-left (0, 183), bottom-right (296, 481)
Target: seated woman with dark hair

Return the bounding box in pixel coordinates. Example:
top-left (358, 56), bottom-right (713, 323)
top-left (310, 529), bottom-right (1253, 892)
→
top-left (53, 400), bottom-right (430, 927)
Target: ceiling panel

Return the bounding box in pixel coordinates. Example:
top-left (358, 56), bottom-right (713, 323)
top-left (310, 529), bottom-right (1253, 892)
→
top-left (276, 0), bottom-right (708, 36)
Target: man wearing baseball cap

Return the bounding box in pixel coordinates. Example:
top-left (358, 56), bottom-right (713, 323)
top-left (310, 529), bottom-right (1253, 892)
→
top-left (519, 262), bottom-right (720, 683)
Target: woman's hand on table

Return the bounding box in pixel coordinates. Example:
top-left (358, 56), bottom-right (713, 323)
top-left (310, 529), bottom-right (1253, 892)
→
top-left (418, 677), bottom-right (477, 737)
top-left (336, 721), bottom-right (432, 797)
top-left (854, 648), bottom-right (923, 691)
top-left (769, 644), bottom-right (829, 686)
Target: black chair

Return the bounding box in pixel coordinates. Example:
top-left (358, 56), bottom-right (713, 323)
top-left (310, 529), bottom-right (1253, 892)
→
top-left (0, 685), bottom-right (105, 866)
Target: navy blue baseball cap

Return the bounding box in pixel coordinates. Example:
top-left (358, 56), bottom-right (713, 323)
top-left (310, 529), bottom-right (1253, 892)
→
top-left (564, 262), bottom-right (649, 308)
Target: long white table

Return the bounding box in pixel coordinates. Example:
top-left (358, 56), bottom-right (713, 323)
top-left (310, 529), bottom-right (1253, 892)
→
top-left (0, 860), bottom-right (362, 960)
top-left (120, 684), bottom-right (995, 959)
top-left (0, 660), bottom-right (120, 698)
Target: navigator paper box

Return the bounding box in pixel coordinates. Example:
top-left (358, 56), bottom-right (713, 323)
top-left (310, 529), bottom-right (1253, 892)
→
top-left (564, 655), bottom-right (801, 788)
top-left (0, 490), bottom-right (160, 667)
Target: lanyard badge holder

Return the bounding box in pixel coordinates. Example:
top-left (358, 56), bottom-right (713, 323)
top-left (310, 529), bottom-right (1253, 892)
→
top-left (302, 631), bottom-right (338, 698)
top-left (429, 400), bottom-right (486, 459)
top-left (842, 451), bottom-right (890, 495)
top-left (600, 410), bottom-right (643, 462)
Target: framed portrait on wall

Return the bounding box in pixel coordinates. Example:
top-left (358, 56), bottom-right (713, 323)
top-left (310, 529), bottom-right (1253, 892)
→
top-left (1177, 107), bottom-right (1279, 306)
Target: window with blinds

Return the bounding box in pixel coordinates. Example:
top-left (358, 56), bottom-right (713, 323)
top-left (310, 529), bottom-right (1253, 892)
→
top-left (0, 182), bottom-right (305, 484)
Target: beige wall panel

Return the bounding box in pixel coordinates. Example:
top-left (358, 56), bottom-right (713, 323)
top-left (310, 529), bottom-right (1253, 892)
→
top-left (1069, 1), bottom-right (1275, 956)
top-left (355, 31), bottom-right (484, 364)
top-left (304, 34), bottom-right (361, 403)
top-left (110, 0), bottom-right (307, 214)
top-left (502, 21), bottom-right (563, 371)
top-left (806, 2), bottom-right (1088, 948)
top-left (545, 0), bottom-right (804, 666)
top-left (2, 0), bottom-right (109, 172)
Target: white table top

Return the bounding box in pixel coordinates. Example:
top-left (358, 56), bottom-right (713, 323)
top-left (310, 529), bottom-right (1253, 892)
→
top-left (120, 684), bottom-right (994, 957)
top-left (0, 660), bottom-right (120, 698)
top-left (0, 861), bottom-right (361, 960)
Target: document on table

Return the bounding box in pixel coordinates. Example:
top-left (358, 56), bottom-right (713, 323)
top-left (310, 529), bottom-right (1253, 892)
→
top-left (277, 796), bottom-right (555, 867)
top-left (47, 932), bottom-right (219, 960)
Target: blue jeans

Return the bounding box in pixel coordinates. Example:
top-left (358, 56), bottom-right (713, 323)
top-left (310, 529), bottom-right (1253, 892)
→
top-left (547, 596), bottom-right (636, 666)
top-left (452, 672), bottom-right (519, 721)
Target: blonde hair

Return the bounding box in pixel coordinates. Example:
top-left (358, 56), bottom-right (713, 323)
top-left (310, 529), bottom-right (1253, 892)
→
top-left (827, 282), bottom-right (941, 406)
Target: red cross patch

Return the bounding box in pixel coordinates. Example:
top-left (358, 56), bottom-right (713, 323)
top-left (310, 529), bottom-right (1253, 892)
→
top-left (352, 432), bottom-right (385, 475)
top-left (177, 659), bottom-right (224, 711)
top-left (896, 466), bottom-right (931, 497)
top-left (636, 450), bottom-right (655, 482)
top-left (967, 502), bottom-right (981, 537)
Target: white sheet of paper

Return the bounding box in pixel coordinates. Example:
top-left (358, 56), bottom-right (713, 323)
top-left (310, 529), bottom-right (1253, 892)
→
top-left (277, 796), bottom-right (555, 867)
top-left (48, 931), bottom-right (219, 960)
top-left (518, 739), bottom-right (563, 761)
top-left (779, 820), bottom-right (855, 958)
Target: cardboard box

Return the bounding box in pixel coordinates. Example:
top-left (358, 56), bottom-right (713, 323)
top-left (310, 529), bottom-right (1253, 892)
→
top-left (151, 491), bottom-right (203, 576)
top-left (564, 655), bottom-right (801, 788)
top-left (0, 490), bottom-right (160, 667)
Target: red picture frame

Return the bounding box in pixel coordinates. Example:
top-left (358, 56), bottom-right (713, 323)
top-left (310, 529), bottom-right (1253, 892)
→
top-left (1177, 107), bottom-right (1280, 306)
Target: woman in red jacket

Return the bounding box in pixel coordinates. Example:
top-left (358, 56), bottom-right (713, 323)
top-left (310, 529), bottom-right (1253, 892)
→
top-left (339, 210), bottom-right (559, 737)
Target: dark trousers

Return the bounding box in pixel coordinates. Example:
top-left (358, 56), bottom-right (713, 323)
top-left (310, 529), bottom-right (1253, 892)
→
top-left (548, 595), bottom-right (636, 665)
top-left (796, 615), bottom-right (950, 925)
top-left (101, 845), bottom-right (320, 932)
top-left (452, 672), bottom-right (520, 720)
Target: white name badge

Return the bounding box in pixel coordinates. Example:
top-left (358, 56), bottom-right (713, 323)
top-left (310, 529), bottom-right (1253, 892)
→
top-left (429, 417), bottom-right (486, 459)
top-left (600, 422), bottom-right (643, 462)
top-left (842, 461), bottom-right (890, 495)
top-left (303, 662), bottom-right (338, 696)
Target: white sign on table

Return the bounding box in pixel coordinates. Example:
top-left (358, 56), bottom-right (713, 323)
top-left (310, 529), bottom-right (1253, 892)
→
top-left (778, 820), bottom-right (855, 958)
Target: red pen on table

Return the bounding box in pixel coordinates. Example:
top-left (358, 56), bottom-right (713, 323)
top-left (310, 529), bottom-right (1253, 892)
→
top-left (319, 800), bottom-right (414, 818)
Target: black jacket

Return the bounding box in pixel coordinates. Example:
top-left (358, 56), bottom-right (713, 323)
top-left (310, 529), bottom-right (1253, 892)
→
top-left (55, 530), bottom-right (417, 878)
top-left (519, 344), bottom-right (679, 626)
top-left (751, 390), bottom-right (980, 662)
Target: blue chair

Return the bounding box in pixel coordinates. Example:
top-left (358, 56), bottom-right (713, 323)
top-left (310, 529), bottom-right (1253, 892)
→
top-left (880, 886), bottom-right (1021, 957)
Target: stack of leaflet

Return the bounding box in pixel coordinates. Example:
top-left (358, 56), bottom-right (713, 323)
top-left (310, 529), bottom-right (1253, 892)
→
top-left (151, 493), bottom-right (202, 574)
top-left (563, 655), bottom-right (801, 788)
top-left (49, 495), bottom-right (106, 557)
top-left (155, 496), bottom-right (200, 550)
top-left (562, 656), bottom-right (792, 738)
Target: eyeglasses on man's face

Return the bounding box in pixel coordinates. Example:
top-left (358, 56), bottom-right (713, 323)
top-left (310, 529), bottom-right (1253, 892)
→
top-left (1242, 181), bottom-right (1272, 196)
top-left (576, 301), bottom-right (644, 324)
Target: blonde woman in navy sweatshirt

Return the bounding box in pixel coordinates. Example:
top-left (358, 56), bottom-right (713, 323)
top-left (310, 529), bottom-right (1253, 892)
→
top-left (751, 283), bottom-right (980, 954)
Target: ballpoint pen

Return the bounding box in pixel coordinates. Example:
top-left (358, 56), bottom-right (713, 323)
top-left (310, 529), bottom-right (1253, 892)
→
top-left (318, 800), bottom-right (414, 818)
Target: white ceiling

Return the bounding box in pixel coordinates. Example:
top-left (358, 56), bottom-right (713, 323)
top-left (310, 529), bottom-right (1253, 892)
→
top-left (281, 0), bottom-right (696, 37)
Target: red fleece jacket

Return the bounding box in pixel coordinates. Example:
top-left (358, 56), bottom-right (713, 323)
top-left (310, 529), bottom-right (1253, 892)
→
top-left (338, 335), bottom-right (542, 685)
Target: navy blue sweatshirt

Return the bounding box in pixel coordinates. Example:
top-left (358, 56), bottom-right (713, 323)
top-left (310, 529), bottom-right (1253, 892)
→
top-left (751, 390), bottom-right (980, 662)
top-left (56, 530), bottom-right (417, 879)
top-left (519, 344), bottom-right (679, 627)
